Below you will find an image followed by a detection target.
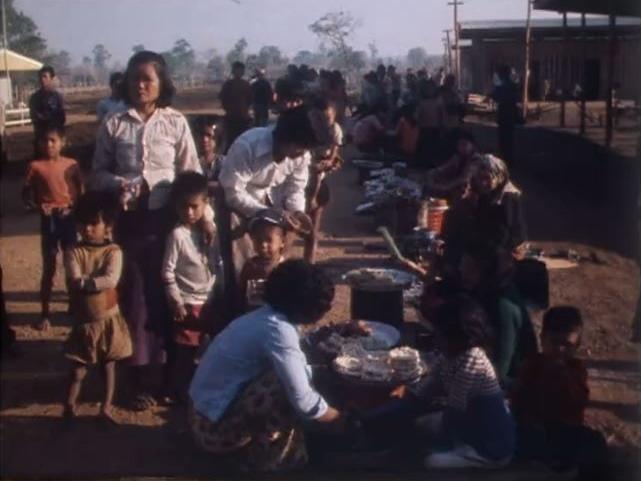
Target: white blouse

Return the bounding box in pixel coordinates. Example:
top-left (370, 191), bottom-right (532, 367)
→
top-left (91, 107), bottom-right (201, 210)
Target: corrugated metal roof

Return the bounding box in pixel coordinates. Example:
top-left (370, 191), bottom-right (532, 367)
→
top-left (534, 0), bottom-right (641, 17)
top-left (460, 16), bottom-right (641, 31)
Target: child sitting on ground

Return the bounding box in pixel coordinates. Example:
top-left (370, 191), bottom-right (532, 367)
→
top-left (64, 191), bottom-right (132, 423)
top-left (420, 295), bottom-right (515, 468)
top-left (361, 295), bottom-right (515, 469)
top-left (511, 306), bottom-right (607, 477)
top-left (238, 212), bottom-right (287, 312)
top-left (22, 125), bottom-right (83, 331)
top-left (162, 172), bottom-right (220, 402)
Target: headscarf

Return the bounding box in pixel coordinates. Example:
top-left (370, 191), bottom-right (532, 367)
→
top-left (471, 154), bottom-right (521, 204)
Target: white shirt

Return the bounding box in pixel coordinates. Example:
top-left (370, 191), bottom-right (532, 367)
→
top-left (218, 127), bottom-right (310, 218)
top-left (162, 225), bottom-right (219, 307)
top-left (91, 107), bottom-right (201, 210)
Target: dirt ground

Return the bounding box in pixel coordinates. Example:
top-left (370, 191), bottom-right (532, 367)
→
top-left (0, 87), bottom-right (640, 479)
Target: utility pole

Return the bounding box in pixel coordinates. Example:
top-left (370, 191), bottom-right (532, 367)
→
top-left (522, 0), bottom-right (533, 119)
top-left (1, 0), bottom-right (10, 105)
top-left (448, 0), bottom-right (464, 88)
top-left (443, 29), bottom-right (453, 73)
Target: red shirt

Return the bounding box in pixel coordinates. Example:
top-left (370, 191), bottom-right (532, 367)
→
top-left (510, 353), bottom-right (589, 427)
top-left (24, 157), bottom-right (82, 211)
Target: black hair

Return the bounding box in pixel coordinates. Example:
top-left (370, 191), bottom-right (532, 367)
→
top-left (264, 259), bottom-right (335, 324)
top-left (273, 106), bottom-right (317, 148)
top-left (39, 65), bottom-right (55, 77)
top-left (542, 306), bottom-right (583, 336)
top-left (120, 50), bottom-right (176, 107)
top-left (274, 76), bottom-right (304, 103)
top-left (193, 115), bottom-right (221, 136)
top-left (232, 61), bottom-right (245, 71)
top-left (109, 71), bottom-right (124, 88)
top-left (432, 294), bottom-right (493, 354)
top-left (75, 191), bottom-right (119, 227)
top-left (38, 124), bottom-right (66, 140)
top-left (249, 218), bottom-right (286, 239)
top-left (170, 171), bottom-right (208, 205)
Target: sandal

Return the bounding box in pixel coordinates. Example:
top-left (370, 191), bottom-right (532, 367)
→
top-left (131, 393), bottom-right (156, 411)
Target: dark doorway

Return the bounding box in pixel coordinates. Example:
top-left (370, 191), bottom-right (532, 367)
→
top-left (584, 58), bottom-right (600, 100)
top-left (529, 60), bottom-right (541, 100)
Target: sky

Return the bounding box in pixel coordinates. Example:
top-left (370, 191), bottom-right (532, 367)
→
top-left (17, 0), bottom-right (566, 64)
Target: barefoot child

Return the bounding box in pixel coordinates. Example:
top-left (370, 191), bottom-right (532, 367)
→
top-left (162, 172), bottom-right (219, 402)
top-left (64, 192), bottom-right (132, 422)
top-left (23, 125), bottom-right (83, 331)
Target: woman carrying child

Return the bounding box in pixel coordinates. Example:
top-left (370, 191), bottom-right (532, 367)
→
top-left (91, 50), bottom-right (214, 410)
top-left (64, 192), bottom-right (132, 423)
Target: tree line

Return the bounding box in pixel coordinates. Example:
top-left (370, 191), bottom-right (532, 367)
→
top-left (1, 2), bottom-right (441, 87)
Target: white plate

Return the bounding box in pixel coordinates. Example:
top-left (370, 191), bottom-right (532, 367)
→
top-left (360, 321), bottom-right (401, 350)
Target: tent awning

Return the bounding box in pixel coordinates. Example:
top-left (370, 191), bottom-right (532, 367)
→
top-left (0, 49), bottom-right (43, 71)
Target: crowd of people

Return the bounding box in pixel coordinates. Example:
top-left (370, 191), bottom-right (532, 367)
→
top-left (4, 50), bottom-right (607, 477)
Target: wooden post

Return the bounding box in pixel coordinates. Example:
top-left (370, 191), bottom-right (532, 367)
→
top-left (579, 12), bottom-right (587, 135)
top-left (522, 0), bottom-right (533, 119)
top-left (606, 12), bottom-right (616, 147)
top-left (560, 11), bottom-right (567, 128)
top-left (448, 0), bottom-right (464, 88)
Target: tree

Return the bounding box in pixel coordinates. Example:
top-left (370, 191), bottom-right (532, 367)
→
top-left (132, 44), bottom-right (145, 54)
top-left (164, 38), bottom-right (195, 83)
top-left (92, 44), bottom-right (112, 84)
top-left (407, 47), bottom-right (428, 69)
top-left (293, 50), bottom-right (314, 65)
top-left (367, 42), bottom-right (379, 66)
top-left (0, 0), bottom-right (47, 59)
top-left (309, 11), bottom-right (361, 72)
top-left (257, 45), bottom-right (284, 68)
top-left (226, 37), bottom-right (248, 66)
top-left (207, 54), bottom-right (225, 81)
top-left (43, 50), bottom-right (71, 77)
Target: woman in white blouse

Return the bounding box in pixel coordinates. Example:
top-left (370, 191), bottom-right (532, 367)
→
top-left (91, 51), bottom-right (212, 410)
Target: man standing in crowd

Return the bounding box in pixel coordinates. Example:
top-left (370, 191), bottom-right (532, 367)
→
top-left (29, 66), bottom-right (66, 156)
top-left (219, 61), bottom-right (253, 152)
top-left (251, 68), bottom-right (273, 127)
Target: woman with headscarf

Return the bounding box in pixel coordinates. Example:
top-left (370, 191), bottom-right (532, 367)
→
top-left (442, 153), bottom-right (527, 272)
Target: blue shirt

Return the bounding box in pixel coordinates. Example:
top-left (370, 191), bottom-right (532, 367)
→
top-left (189, 305), bottom-right (329, 422)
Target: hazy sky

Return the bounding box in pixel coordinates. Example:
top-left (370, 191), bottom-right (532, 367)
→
top-left (18, 0), bottom-right (564, 64)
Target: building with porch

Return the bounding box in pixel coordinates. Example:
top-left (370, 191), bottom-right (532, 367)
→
top-left (459, 16), bottom-right (641, 101)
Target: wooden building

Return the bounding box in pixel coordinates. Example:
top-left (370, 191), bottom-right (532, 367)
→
top-left (459, 17), bottom-right (641, 101)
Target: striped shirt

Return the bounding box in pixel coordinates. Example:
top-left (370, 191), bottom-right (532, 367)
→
top-left (439, 347), bottom-right (502, 412)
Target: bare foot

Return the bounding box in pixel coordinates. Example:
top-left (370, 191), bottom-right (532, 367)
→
top-left (100, 406), bottom-right (119, 425)
top-left (33, 318), bottom-right (51, 331)
top-left (62, 404), bottom-right (76, 422)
